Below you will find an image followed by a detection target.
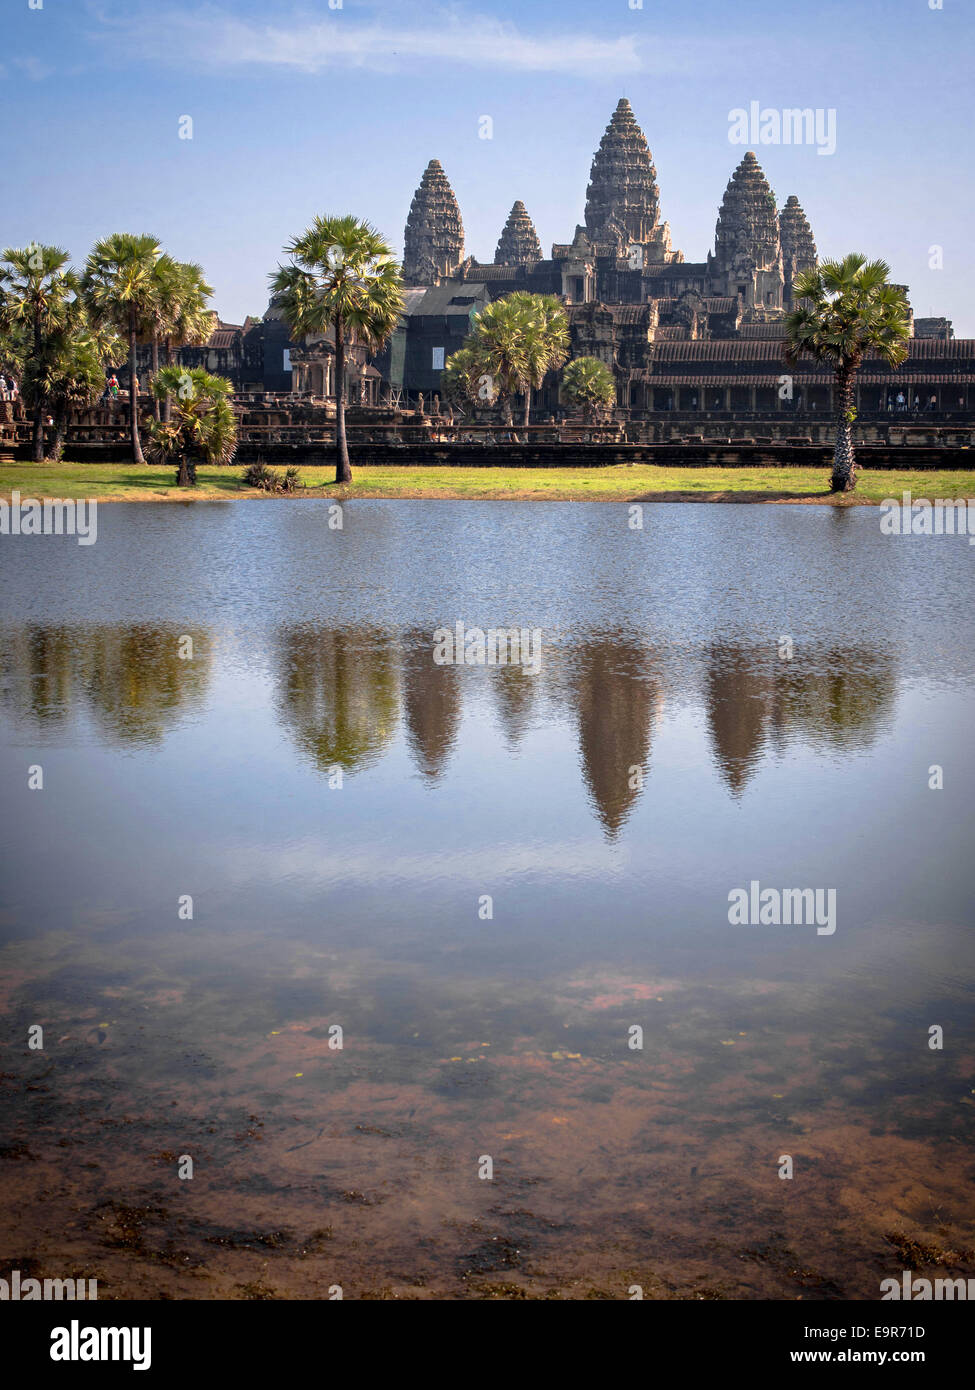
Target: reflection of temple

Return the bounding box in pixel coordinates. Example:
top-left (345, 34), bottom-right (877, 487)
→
top-left (573, 639), bottom-right (662, 837)
top-left (0, 623), bottom-right (903, 815)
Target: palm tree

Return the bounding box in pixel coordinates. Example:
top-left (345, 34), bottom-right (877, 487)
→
top-left (144, 254), bottom-right (182, 422)
top-left (145, 365), bottom-right (237, 487)
top-left (784, 254), bottom-right (911, 493)
top-left (453, 292), bottom-right (568, 427)
top-left (561, 356), bottom-right (617, 423)
top-left (271, 215), bottom-right (404, 483)
top-left (0, 244), bottom-right (77, 461)
top-left (162, 262), bottom-right (216, 421)
top-left (82, 233), bottom-right (162, 463)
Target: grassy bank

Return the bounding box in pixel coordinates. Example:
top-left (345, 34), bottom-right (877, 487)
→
top-left (2, 461), bottom-right (975, 504)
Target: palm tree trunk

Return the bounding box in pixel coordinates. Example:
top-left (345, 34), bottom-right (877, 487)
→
top-left (51, 407), bottom-right (69, 462)
top-left (31, 311), bottom-right (45, 463)
top-left (129, 309), bottom-right (144, 464)
top-left (163, 338), bottom-right (174, 422)
top-left (32, 402), bottom-right (46, 463)
top-left (151, 334), bottom-right (161, 421)
top-left (523, 385), bottom-right (532, 429)
top-left (334, 313), bottom-right (351, 484)
top-left (830, 361), bottom-right (858, 493)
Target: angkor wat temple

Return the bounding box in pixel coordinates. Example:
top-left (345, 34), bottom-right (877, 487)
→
top-left (367, 98), bottom-right (968, 426)
top-left (21, 98), bottom-right (970, 462)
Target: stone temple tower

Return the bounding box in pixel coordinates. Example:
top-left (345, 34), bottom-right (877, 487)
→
top-left (584, 98), bottom-right (675, 261)
top-left (495, 201), bottom-right (543, 265)
top-left (403, 159), bottom-right (465, 286)
top-left (779, 195), bottom-right (818, 309)
top-left (709, 151), bottom-right (784, 313)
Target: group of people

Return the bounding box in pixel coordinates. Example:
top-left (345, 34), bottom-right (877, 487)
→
top-left (0, 374), bottom-right (19, 402)
top-left (888, 392), bottom-right (938, 413)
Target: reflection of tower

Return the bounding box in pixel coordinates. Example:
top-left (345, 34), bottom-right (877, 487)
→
top-left (275, 625), bottom-right (399, 773)
top-left (402, 634), bottom-right (461, 779)
top-left (574, 638), bottom-right (659, 838)
top-left (704, 645), bottom-right (773, 797)
top-left (491, 662), bottom-right (537, 748)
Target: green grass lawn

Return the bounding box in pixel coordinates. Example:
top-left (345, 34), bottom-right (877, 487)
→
top-left (2, 460), bottom-right (975, 504)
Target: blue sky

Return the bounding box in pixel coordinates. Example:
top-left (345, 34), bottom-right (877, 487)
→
top-left (2, 0), bottom-right (973, 332)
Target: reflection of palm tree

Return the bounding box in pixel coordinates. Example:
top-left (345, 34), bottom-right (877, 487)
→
top-left (768, 648), bottom-right (897, 753)
top-left (0, 624), bottom-right (211, 744)
top-left (276, 626), bottom-right (399, 774)
top-left (573, 637), bottom-right (659, 838)
top-left (705, 643), bottom-right (899, 795)
top-left (401, 632), bottom-right (461, 779)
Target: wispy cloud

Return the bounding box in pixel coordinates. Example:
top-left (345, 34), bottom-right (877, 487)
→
top-left (13, 56), bottom-right (54, 82)
top-left (95, 3), bottom-right (648, 77)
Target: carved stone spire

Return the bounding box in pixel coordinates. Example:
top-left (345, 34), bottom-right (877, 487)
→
top-left (779, 195), bottom-right (818, 308)
top-left (711, 151), bottom-right (784, 311)
top-left (403, 159), bottom-right (465, 286)
top-left (584, 98), bottom-right (661, 249)
top-left (495, 201), bottom-right (542, 265)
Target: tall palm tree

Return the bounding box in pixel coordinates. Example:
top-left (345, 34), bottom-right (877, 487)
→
top-left (271, 215), bottom-right (404, 483)
top-left (82, 232), bottom-right (162, 463)
top-left (156, 260), bottom-right (215, 422)
top-left (0, 244), bottom-right (77, 461)
top-left (144, 254), bottom-right (182, 422)
top-left (784, 254), bottom-right (911, 493)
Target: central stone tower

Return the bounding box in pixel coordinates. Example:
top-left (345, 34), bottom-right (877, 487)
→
top-left (584, 98), bottom-right (675, 261)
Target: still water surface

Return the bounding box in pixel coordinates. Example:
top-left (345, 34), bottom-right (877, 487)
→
top-left (1, 501), bottom-right (973, 1298)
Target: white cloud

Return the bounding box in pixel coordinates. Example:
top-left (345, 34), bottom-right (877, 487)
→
top-left (100, 4), bottom-right (647, 77)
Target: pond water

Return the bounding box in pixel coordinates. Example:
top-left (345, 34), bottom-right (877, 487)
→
top-left (1, 499), bottom-right (973, 1298)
